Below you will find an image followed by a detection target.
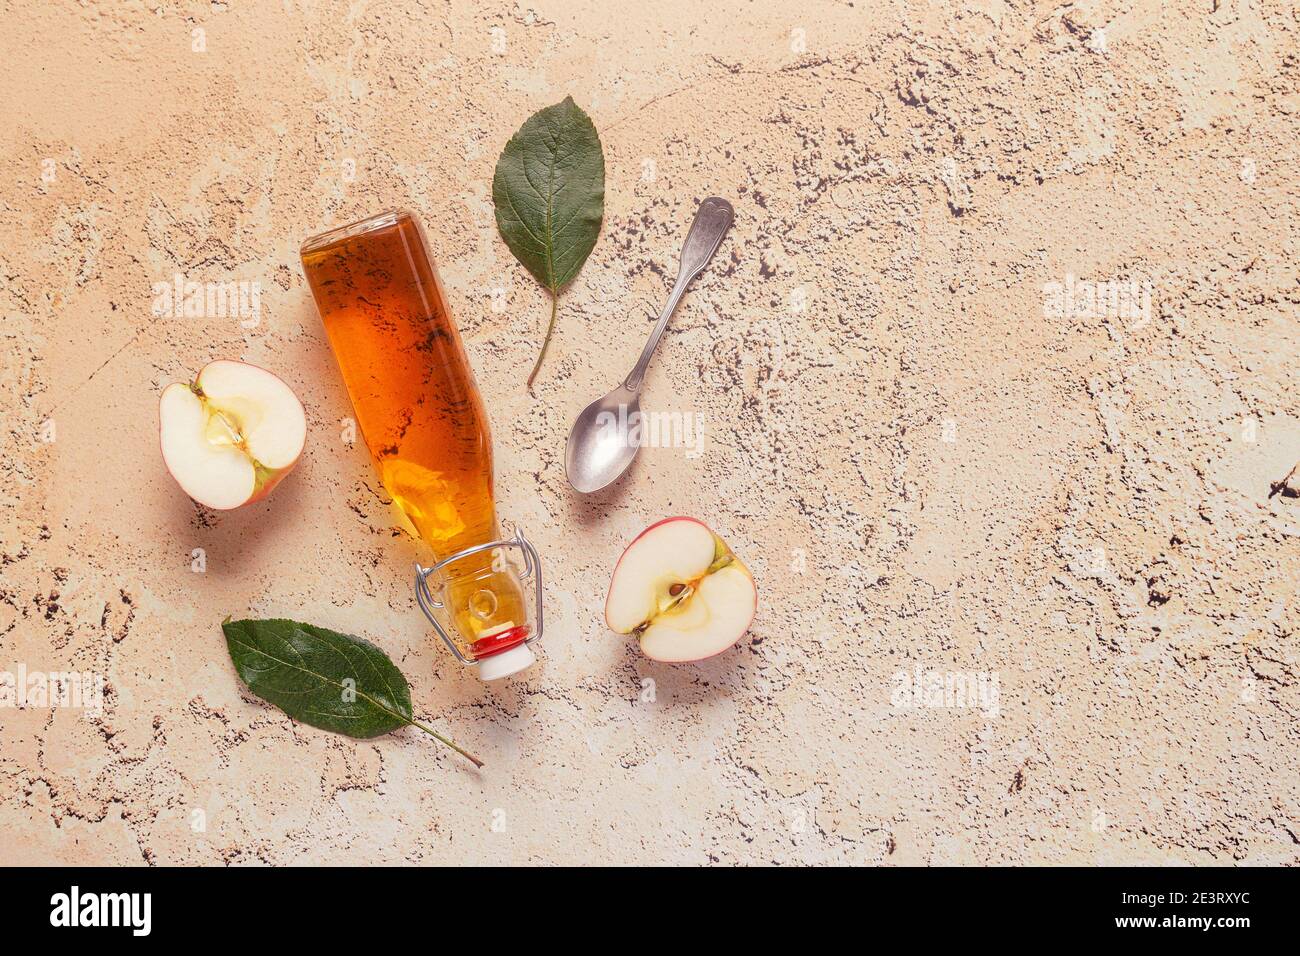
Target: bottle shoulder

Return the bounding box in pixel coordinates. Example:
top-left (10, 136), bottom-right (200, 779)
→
top-left (300, 208), bottom-right (416, 258)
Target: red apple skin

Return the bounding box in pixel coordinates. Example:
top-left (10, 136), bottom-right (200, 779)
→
top-left (603, 517), bottom-right (710, 629)
top-left (158, 360), bottom-right (306, 511)
top-left (604, 517), bottom-right (758, 663)
top-left (240, 462), bottom-right (299, 508)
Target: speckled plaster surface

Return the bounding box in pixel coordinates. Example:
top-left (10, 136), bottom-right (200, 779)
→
top-left (1, 0), bottom-right (1298, 865)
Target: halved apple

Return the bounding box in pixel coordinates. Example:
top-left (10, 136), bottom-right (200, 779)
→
top-left (605, 517), bottom-right (757, 662)
top-left (159, 360), bottom-right (306, 510)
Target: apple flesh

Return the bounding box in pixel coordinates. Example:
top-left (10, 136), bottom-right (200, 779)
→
top-left (605, 517), bottom-right (757, 662)
top-left (159, 360), bottom-right (306, 510)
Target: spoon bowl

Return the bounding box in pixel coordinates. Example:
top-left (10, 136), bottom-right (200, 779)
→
top-left (566, 385), bottom-right (641, 493)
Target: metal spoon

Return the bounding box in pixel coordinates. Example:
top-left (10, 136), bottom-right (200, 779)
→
top-left (566, 197), bottom-right (734, 493)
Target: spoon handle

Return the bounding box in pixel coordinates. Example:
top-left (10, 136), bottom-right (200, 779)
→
top-left (623, 197), bottom-right (734, 393)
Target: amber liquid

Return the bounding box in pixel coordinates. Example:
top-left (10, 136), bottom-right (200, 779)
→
top-left (301, 210), bottom-right (525, 653)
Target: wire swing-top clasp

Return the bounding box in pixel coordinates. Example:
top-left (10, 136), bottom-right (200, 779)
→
top-left (413, 525), bottom-right (544, 668)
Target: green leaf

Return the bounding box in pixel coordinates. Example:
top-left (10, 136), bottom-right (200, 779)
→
top-left (222, 618), bottom-right (482, 766)
top-left (492, 95), bottom-right (605, 387)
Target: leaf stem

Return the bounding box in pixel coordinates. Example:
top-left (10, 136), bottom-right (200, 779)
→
top-left (527, 292), bottom-right (559, 391)
top-left (407, 717), bottom-right (485, 768)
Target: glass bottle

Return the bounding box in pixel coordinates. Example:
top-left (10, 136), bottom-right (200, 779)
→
top-left (301, 209), bottom-right (542, 679)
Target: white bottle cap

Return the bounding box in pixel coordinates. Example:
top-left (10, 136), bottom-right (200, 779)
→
top-left (477, 642), bottom-right (536, 681)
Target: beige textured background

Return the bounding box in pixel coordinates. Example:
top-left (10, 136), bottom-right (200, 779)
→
top-left (1, 0), bottom-right (1298, 866)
